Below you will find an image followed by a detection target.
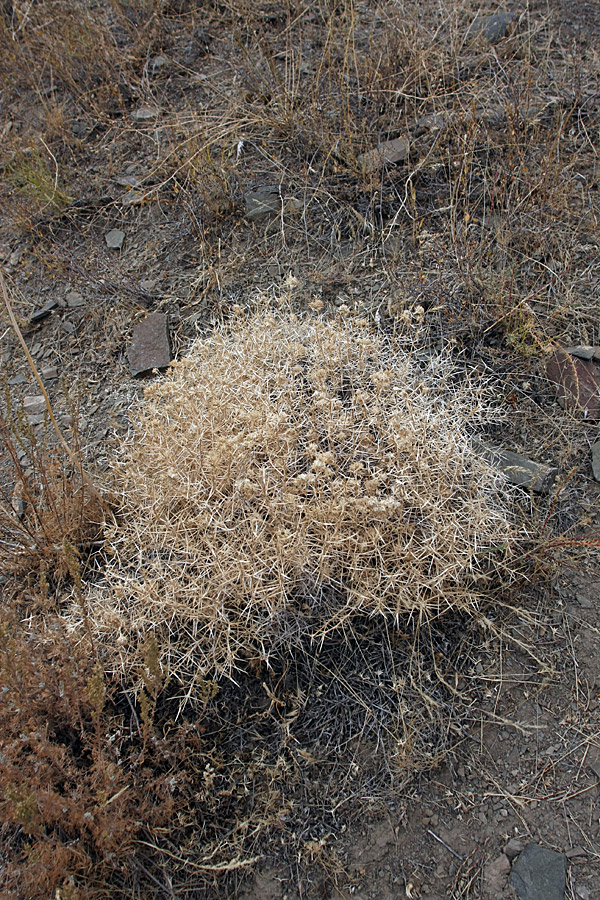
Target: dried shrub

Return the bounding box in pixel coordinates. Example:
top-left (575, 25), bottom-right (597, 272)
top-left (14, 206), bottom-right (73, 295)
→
top-left (0, 410), bottom-right (103, 580)
top-left (87, 309), bottom-right (528, 696)
top-left (0, 611), bottom-right (177, 900)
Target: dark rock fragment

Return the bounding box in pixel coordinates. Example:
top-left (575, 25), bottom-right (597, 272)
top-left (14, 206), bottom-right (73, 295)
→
top-left (127, 312), bottom-right (172, 377)
top-left (244, 186), bottom-right (282, 222)
top-left (592, 441), bottom-right (600, 482)
top-left (358, 137), bottom-right (409, 174)
top-left (29, 298), bottom-right (58, 323)
top-left (473, 440), bottom-right (557, 494)
top-left (468, 12), bottom-right (516, 43)
top-left (509, 843), bottom-right (566, 900)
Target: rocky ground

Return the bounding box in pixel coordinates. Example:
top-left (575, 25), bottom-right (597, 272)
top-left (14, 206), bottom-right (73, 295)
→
top-left (1, 0), bottom-right (599, 898)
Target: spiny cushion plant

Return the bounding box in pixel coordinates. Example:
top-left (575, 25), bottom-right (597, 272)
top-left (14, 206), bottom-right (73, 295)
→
top-left (87, 308), bottom-right (527, 696)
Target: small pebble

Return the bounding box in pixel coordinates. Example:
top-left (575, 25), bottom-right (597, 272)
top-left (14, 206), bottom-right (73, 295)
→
top-left (105, 229), bottom-right (125, 250)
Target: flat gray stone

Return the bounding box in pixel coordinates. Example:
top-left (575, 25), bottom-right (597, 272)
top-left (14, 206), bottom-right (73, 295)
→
top-left (23, 395), bottom-right (46, 415)
top-left (358, 137), bottom-right (409, 174)
top-left (65, 290), bottom-right (85, 308)
top-left (131, 107), bottom-right (158, 121)
top-left (105, 229), bottom-right (125, 250)
top-left (473, 440), bottom-right (557, 494)
top-left (244, 186), bottom-right (281, 222)
top-left (510, 843), bottom-right (566, 900)
top-left (565, 345), bottom-right (597, 361)
top-left (114, 174), bottom-right (142, 188)
top-left (469, 12), bottom-right (516, 43)
top-left (592, 441), bottom-right (600, 482)
top-left (127, 312), bottom-right (172, 377)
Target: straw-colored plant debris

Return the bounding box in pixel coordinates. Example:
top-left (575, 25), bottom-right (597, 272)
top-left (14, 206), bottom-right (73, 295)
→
top-left (84, 308), bottom-right (527, 697)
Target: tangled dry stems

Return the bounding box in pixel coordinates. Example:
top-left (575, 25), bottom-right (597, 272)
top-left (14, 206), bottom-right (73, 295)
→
top-left (85, 309), bottom-right (528, 697)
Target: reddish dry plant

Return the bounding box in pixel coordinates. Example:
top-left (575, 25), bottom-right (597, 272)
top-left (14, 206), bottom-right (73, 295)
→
top-left (84, 308), bottom-right (529, 699)
top-left (0, 611), bottom-right (178, 900)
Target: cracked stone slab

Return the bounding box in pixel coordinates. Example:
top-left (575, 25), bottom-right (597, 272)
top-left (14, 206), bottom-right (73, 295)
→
top-left (509, 843), bottom-right (566, 900)
top-left (127, 312), bottom-right (172, 377)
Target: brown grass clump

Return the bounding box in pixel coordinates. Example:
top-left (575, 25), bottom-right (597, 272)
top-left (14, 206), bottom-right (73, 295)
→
top-left (87, 307), bottom-right (527, 696)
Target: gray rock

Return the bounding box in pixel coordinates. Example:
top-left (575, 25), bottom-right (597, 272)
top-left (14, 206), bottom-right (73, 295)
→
top-left (473, 440), bottom-right (557, 494)
top-left (131, 107), bottom-right (158, 121)
top-left (244, 186), bottom-right (281, 222)
top-left (358, 137), bottom-right (409, 174)
top-left (105, 229), bottom-right (125, 250)
top-left (29, 298), bottom-right (57, 323)
top-left (40, 365), bottom-right (58, 380)
top-left (114, 174), bottom-right (142, 188)
top-left (565, 345), bottom-right (597, 361)
top-left (23, 395), bottom-right (46, 416)
top-left (127, 312), bottom-right (172, 377)
top-left (65, 290), bottom-right (85, 308)
top-left (510, 843), bottom-right (566, 900)
top-left (469, 12), bottom-right (516, 43)
top-left (592, 441), bottom-right (600, 482)
top-left (505, 838), bottom-right (525, 861)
